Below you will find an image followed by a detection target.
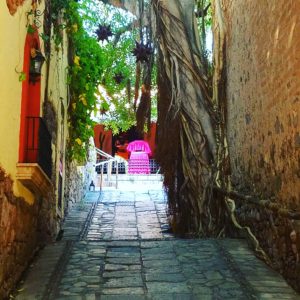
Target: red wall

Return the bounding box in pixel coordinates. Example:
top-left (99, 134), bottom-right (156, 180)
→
top-left (19, 28), bottom-right (42, 162)
top-left (94, 124), bottom-right (112, 155)
top-left (94, 123), bottom-right (157, 158)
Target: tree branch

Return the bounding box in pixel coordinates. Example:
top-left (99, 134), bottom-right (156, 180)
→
top-left (195, 3), bottom-right (211, 18)
top-left (214, 186), bottom-right (300, 220)
top-left (98, 0), bottom-right (138, 16)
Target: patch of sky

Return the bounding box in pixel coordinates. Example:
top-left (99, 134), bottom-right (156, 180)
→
top-left (206, 28), bottom-right (213, 61)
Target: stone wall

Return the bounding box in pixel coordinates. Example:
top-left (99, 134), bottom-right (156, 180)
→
top-left (0, 167), bottom-right (56, 299)
top-left (64, 144), bottom-right (96, 214)
top-left (235, 203), bottom-right (300, 290)
top-left (64, 139), bottom-right (97, 213)
top-left (64, 161), bottom-right (86, 213)
top-left (222, 0), bottom-right (300, 291)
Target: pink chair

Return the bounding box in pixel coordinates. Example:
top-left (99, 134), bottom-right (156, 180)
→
top-left (127, 140), bottom-right (151, 174)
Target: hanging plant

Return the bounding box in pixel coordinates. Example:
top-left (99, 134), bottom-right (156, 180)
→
top-left (95, 24), bottom-right (113, 41)
top-left (132, 41), bottom-right (153, 63)
top-left (113, 72), bottom-right (124, 84)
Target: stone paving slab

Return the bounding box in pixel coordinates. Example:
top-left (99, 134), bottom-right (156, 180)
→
top-left (45, 239), bottom-right (300, 300)
top-left (15, 242), bottom-right (67, 300)
top-left (85, 190), bottom-right (169, 241)
top-left (15, 190), bottom-right (300, 300)
top-left (63, 192), bottom-right (99, 240)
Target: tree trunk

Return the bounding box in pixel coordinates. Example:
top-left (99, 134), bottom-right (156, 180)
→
top-left (153, 0), bottom-right (225, 236)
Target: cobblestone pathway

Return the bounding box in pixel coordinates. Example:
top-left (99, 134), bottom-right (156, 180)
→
top-left (16, 190), bottom-right (300, 300)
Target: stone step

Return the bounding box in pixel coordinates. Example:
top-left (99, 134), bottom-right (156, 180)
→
top-left (96, 174), bottom-right (163, 186)
top-left (98, 174), bottom-right (163, 180)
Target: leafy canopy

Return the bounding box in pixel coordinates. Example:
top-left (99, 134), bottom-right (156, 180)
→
top-left (50, 0), bottom-right (145, 161)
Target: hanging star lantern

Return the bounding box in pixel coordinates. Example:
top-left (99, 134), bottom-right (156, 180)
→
top-left (113, 72), bottom-right (125, 84)
top-left (132, 41), bottom-right (153, 63)
top-left (95, 24), bottom-right (113, 42)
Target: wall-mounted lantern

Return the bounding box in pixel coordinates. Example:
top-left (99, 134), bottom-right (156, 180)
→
top-left (89, 180), bottom-right (95, 191)
top-left (29, 48), bottom-right (45, 84)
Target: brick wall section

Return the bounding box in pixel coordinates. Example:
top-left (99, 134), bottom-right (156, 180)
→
top-left (223, 0), bottom-right (300, 290)
top-left (0, 168), bottom-right (56, 299)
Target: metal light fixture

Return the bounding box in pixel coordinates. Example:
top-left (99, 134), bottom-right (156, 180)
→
top-left (89, 180), bottom-right (95, 191)
top-left (29, 48), bottom-right (45, 84)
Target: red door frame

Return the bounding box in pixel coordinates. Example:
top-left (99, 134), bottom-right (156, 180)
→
top-left (19, 28), bottom-right (42, 162)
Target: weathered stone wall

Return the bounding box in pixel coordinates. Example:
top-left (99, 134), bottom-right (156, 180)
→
top-left (64, 161), bottom-right (86, 213)
top-left (236, 203), bottom-right (300, 290)
top-left (222, 0), bottom-right (300, 291)
top-left (0, 167), bottom-right (56, 299)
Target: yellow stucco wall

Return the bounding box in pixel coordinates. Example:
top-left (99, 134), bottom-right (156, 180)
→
top-left (0, 1), bottom-right (46, 205)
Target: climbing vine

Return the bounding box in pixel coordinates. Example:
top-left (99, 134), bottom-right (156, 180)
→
top-left (43, 0), bottom-right (99, 161)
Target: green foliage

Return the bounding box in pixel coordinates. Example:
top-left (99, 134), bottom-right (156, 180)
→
top-left (18, 72), bottom-right (26, 82)
top-left (80, 0), bottom-right (140, 134)
top-left (50, 0), bottom-right (143, 162)
top-left (195, 0), bottom-right (213, 76)
top-left (39, 32), bottom-right (50, 42)
top-left (27, 24), bottom-right (36, 34)
top-left (49, 0), bottom-right (97, 161)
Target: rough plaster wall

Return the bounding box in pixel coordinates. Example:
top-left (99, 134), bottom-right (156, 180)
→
top-left (223, 0), bottom-right (300, 291)
top-left (225, 0), bottom-right (300, 206)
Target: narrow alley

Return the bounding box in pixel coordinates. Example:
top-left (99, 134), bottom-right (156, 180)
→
top-left (16, 188), bottom-right (299, 300)
top-left (1, 1), bottom-right (300, 299)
